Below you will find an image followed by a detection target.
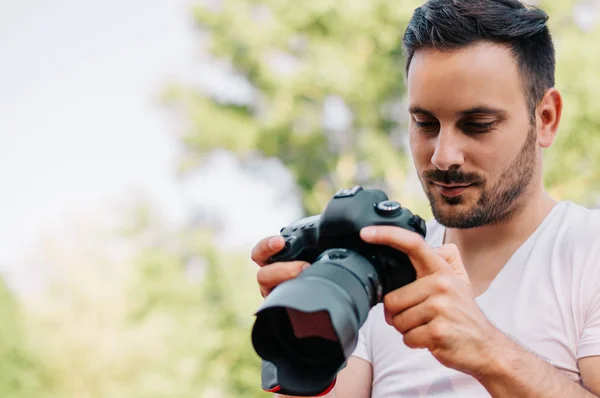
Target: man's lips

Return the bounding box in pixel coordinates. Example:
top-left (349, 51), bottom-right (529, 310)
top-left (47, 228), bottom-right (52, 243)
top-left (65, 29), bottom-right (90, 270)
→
top-left (432, 182), bottom-right (474, 197)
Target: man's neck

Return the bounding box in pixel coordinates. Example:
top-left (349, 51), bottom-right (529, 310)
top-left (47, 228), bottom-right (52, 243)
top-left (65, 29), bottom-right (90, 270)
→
top-left (445, 188), bottom-right (556, 251)
top-left (443, 187), bottom-right (557, 292)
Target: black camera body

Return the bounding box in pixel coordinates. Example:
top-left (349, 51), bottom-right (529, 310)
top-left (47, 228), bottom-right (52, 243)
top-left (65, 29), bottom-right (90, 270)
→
top-left (270, 185), bottom-right (426, 299)
top-left (252, 186), bottom-right (427, 396)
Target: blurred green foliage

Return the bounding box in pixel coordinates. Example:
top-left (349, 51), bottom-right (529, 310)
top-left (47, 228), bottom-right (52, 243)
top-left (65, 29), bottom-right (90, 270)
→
top-left (167, 0), bottom-right (600, 215)
top-left (1, 1), bottom-right (599, 398)
top-left (166, 0), bottom-right (427, 216)
top-left (0, 281), bottom-right (55, 398)
top-left (546, 13), bottom-right (600, 203)
top-left (125, 228), bottom-right (266, 397)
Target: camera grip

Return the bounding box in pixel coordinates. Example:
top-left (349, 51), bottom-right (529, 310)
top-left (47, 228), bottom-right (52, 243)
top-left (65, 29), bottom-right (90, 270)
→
top-left (268, 217), bottom-right (320, 264)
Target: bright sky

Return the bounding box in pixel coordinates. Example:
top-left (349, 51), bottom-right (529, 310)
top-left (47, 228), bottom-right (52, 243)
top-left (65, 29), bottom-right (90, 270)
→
top-left (0, 0), bottom-right (190, 261)
top-left (0, 0), bottom-right (302, 293)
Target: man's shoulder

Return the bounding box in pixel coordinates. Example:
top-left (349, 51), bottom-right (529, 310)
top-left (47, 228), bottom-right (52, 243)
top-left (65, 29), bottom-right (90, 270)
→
top-left (555, 201), bottom-right (600, 232)
top-left (547, 201), bottom-right (600, 252)
top-left (420, 201), bottom-right (600, 247)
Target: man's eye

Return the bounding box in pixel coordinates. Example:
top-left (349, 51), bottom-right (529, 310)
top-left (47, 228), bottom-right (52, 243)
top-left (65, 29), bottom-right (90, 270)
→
top-left (414, 121), bottom-right (439, 129)
top-left (462, 121), bottom-right (496, 132)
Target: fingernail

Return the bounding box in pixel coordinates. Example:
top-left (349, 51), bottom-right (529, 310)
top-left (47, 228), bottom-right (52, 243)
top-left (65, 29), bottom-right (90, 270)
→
top-left (302, 263), bottom-right (310, 270)
top-left (361, 227), bottom-right (376, 239)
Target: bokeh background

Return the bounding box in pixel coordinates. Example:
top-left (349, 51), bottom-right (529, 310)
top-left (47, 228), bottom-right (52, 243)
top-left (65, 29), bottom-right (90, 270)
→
top-left (1, 0), bottom-right (599, 397)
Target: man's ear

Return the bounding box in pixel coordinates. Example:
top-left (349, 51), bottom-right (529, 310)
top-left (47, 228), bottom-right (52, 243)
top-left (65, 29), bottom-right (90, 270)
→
top-left (536, 88), bottom-right (563, 148)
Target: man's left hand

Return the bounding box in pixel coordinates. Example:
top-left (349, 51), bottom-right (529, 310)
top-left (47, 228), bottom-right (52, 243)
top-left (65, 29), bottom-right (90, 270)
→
top-left (360, 225), bottom-right (508, 380)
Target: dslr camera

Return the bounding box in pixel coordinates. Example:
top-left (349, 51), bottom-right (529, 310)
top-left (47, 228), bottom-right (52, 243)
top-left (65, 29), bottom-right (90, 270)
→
top-left (251, 186), bottom-right (426, 396)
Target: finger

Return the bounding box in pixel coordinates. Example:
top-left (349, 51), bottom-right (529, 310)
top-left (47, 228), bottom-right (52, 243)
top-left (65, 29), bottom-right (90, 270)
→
top-left (384, 271), bottom-right (457, 318)
top-left (402, 323), bottom-right (431, 350)
top-left (402, 320), bottom-right (449, 350)
top-left (383, 273), bottom-right (438, 318)
top-left (390, 305), bottom-right (433, 335)
top-left (390, 296), bottom-right (450, 334)
top-left (360, 226), bottom-right (450, 277)
top-left (434, 244), bottom-right (470, 283)
top-left (257, 261), bottom-right (309, 297)
top-left (251, 235), bottom-right (285, 267)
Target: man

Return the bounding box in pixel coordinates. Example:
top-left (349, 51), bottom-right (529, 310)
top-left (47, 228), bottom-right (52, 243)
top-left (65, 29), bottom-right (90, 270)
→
top-left (251, 0), bottom-right (600, 396)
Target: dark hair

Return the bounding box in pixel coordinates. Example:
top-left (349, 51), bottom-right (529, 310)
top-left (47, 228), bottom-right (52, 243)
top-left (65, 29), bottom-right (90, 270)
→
top-left (403, 0), bottom-right (555, 121)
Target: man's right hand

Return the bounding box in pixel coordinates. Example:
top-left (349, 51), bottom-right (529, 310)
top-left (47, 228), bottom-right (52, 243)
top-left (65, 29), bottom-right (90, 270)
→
top-left (251, 235), bottom-right (311, 298)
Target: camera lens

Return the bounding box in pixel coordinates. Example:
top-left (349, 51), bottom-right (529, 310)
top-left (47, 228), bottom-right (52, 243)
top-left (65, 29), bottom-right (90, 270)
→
top-left (251, 249), bottom-right (379, 396)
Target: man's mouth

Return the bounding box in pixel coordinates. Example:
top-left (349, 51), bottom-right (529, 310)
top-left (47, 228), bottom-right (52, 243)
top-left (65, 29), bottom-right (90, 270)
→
top-left (433, 182), bottom-right (473, 188)
top-left (431, 182), bottom-right (474, 197)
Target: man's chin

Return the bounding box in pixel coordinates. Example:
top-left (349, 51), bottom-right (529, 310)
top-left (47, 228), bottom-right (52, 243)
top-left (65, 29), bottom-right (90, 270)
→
top-left (429, 190), bottom-right (473, 207)
top-left (429, 196), bottom-right (482, 228)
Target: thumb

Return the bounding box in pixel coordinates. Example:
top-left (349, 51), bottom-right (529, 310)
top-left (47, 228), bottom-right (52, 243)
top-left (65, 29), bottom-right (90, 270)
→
top-left (434, 244), bottom-right (470, 284)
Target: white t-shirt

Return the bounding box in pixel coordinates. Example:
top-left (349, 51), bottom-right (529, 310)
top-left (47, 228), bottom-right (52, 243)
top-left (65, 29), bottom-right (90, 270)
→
top-left (352, 201), bottom-right (600, 397)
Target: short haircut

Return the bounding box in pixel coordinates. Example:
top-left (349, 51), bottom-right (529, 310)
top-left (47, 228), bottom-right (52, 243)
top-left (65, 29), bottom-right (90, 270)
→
top-left (403, 0), bottom-right (555, 121)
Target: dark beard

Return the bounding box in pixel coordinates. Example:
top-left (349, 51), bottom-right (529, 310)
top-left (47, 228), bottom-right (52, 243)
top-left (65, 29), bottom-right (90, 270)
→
top-left (423, 126), bottom-right (537, 229)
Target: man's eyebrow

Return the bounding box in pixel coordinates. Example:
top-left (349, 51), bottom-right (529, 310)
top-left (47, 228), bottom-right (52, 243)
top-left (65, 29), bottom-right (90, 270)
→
top-left (408, 106), bottom-right (507, 118)
top-left (458, 107), bottom-right (507, 118)
top-left (409, 106), bottom-right (436, 117)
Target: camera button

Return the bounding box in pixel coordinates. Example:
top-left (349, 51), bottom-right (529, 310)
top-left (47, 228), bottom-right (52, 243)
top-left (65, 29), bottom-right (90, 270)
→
top-left (375, 200), bottom-right (402, 216)
top-left (334, 185), bottom-right (363, 198)
top-left (409, 215), bottom-right (427, 236)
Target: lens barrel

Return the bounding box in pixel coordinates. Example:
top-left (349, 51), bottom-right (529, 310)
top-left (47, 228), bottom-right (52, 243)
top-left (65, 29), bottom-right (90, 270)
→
top-left (251, 249), bottom-right (379, 396)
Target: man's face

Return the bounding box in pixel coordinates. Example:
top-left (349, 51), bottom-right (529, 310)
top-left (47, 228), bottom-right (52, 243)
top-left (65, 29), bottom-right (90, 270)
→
top-left (407, 42), bottom-right (539, 228)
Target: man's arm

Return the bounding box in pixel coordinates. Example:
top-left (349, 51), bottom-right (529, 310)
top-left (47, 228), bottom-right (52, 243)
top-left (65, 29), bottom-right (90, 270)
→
top-left (477, 338), bottom-right (599, 397)
top-left (581, 356), bottom-right (600, 394)
top-left (274, 356), bottom-right (372, 398)
top-left (358, 228), bottom-right (598, 398)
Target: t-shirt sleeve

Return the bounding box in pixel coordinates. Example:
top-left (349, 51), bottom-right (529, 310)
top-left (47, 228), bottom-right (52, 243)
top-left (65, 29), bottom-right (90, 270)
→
top-left (577, 235), bottom-right (600, 359)
top-left (351, 307), bottom-right (375, 363)
top-left (578, 287), bottom-right (600, 358)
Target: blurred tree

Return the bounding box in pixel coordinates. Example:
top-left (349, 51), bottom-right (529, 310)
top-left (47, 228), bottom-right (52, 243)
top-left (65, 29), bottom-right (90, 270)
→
top-left (0, 280), bottom-right (55, 398)
top-left (165, 0), bottom-right (428, 217)
top-left (17, 200), bottom-right (269, 398)
top-left (542, 0), bottom-right (600, 206)
top-left (124, 224), bottom-right (268, 397)
top-left (166, 0), bottom-right (600, 214)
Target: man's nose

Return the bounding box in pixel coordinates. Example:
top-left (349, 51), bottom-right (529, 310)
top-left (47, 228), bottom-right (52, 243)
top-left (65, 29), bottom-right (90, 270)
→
top-left (430, 128), bottom-right (465, 171)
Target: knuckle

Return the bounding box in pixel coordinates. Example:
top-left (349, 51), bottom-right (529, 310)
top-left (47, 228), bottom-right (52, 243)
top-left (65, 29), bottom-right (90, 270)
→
top-left (403, 333), bottom-right (417, 349)
top-left (429, 297), bottom-right (449, 315)
top-left (384, 309), bottom-right (393, 325)
top-left (256, 267), bottom-right (270, 286)
top-left (250, 241), bottom-right (267, 263)
top-left (446, 243), bottom-right (459, 253)
top-left (429, 321), bottom-right (446, 342)
top-left (443, 243), bottom-right (459, 260)
top-left (433, 274), bottom-right (453, 293)
top-left (392, 314), bottom-right (407, 333)
top-left (250, 251), bottom-right (262, 264)
top-left (287, 266), bottom-right (301, 280)
top-left (405, 234), bottom-right (425, 253)
top-left (251, 236), bottom-right (281, 264)
top-left (250, 246), bottom-right (260, 263)
top-left (384, 293), bottom-right (398, 309)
